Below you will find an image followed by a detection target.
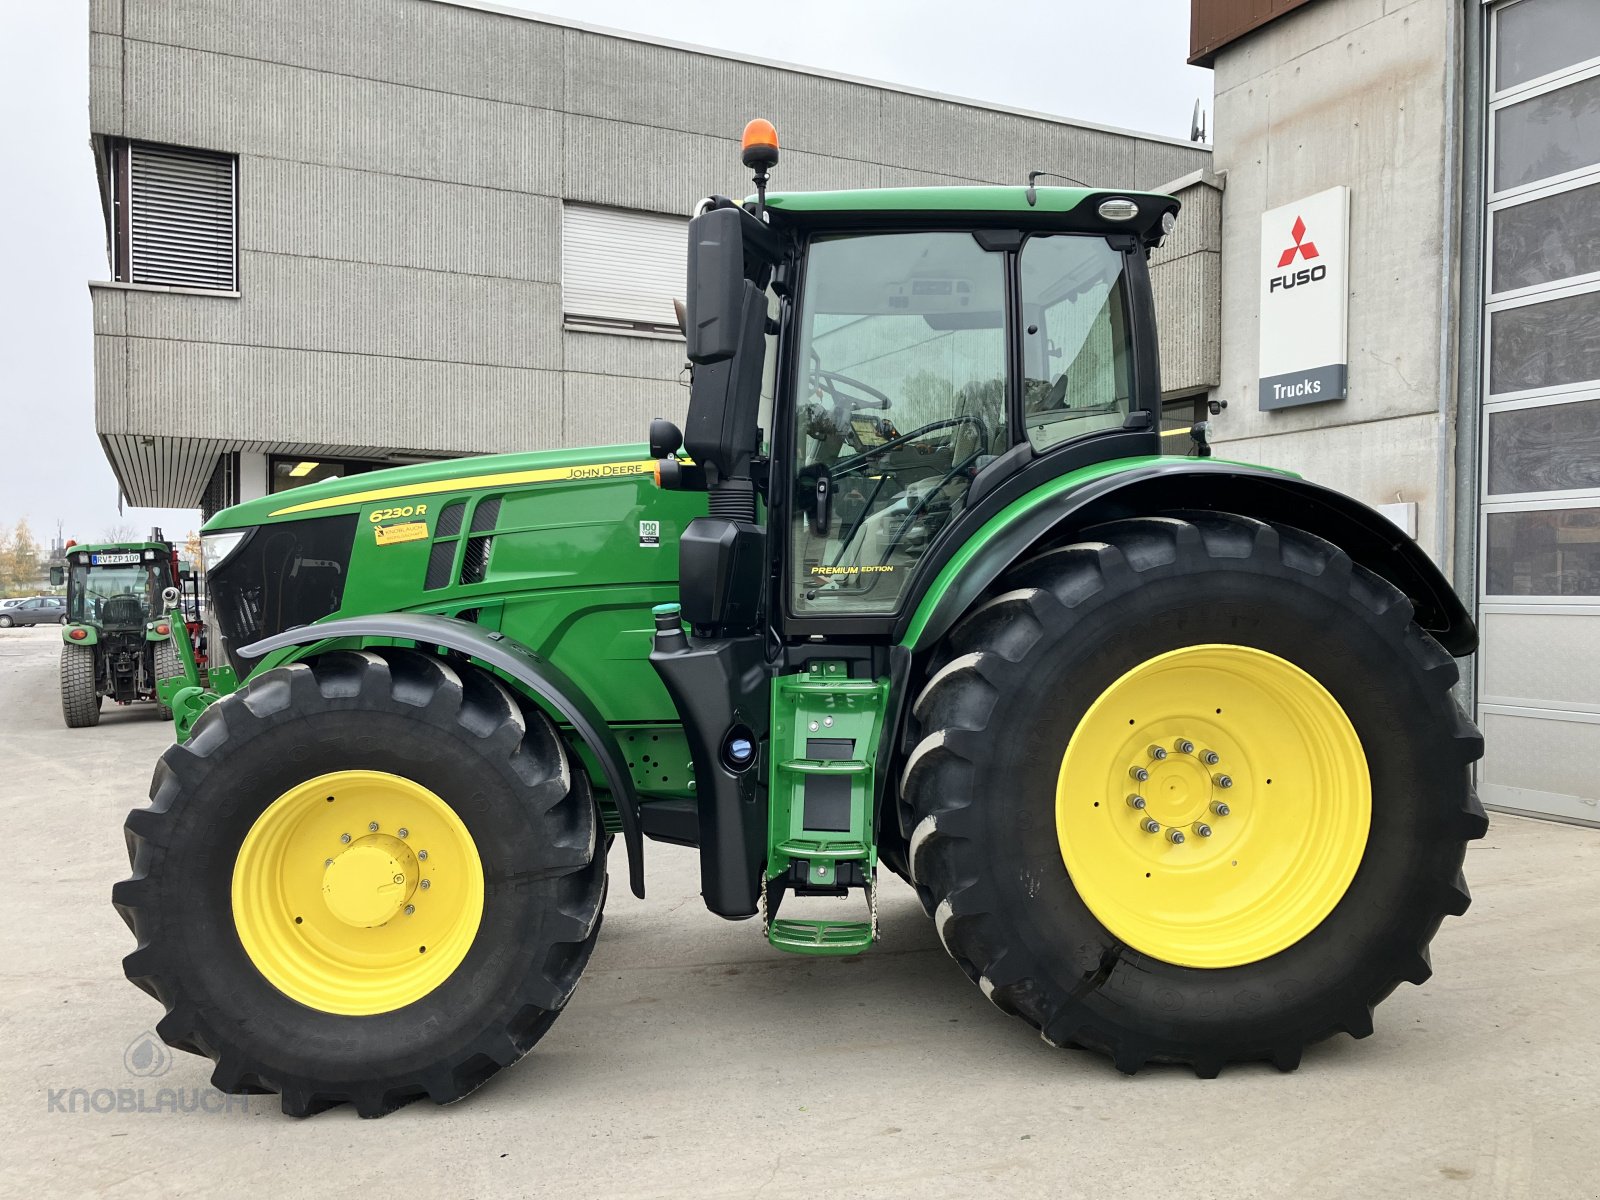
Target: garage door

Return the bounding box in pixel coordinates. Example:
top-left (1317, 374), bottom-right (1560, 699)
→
top-left (1479, 0), bottom-right (1600, 825)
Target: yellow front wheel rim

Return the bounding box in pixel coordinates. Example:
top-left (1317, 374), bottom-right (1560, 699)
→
top-left (1056, 645), bottom-right (1370, 969)
top-left (232, 770), bottom-right (485, 1015)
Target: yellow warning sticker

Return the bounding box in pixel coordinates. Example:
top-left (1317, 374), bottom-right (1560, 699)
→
top-left (374, 521), bottom-right (429, 546)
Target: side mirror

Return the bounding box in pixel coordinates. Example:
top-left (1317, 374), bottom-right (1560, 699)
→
top-left (684, 207), bottom-right (746, 365)
top-left (49, 566), bottom-right (64, 587)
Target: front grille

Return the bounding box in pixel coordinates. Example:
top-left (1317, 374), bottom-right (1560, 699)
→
top-left (207, 515), bottom-right (357, 675)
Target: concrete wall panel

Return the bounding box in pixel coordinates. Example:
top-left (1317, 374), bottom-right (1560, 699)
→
top-left (89, 0), bottom-right (121, 35)
top-left (124, 0), bottom-right (565, 110)
top-left (122, 42), bottom-right (562, 193)
top-left (562, 30), bottom-right (887, 163)
top-left (113, 337), bottom-right (562, 452)
top-left (1209, 411), bottom-right (1443, 560)
top-left (89, 32), bottom-right (122, 134)
top-left (242, 158), bottom-right (560, 282)
top-left (123, 254), bottom-right (561, 370)
top-left (563, 370), bottom-right (686, 450)
top-left (562, 331), bottom-right (683, 381)
top-left (1209, 0), bottom-right (1452, 465)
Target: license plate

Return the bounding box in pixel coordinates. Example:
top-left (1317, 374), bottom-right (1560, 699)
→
top-left (91, 552), bottom-right (140, 565)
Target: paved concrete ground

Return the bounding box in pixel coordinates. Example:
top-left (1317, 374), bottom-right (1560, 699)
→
top-left (2, 623), bottom-right (1597, 1198)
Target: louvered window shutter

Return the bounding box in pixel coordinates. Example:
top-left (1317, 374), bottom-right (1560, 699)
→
top-left (561, 204), bottom-right (687, 334)
top-left (120, 143), bottom-right (237, 291)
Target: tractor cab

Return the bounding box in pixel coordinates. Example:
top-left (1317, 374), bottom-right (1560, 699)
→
top-left (646, 123), bottom-right (1180, 937)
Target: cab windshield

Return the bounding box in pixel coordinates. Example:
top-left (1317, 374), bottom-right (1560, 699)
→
top-left (70, 562), bottom-right (161, 626)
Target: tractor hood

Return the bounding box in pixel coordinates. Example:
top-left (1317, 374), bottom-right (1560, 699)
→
top-left (203, 443), bottom-right (664, 532)
top-left (200, 442), bottom-right (706, 682)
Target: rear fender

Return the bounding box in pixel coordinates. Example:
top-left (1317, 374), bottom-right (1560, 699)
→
top-left (898, 460), bottom-right (1476, 657)
top-left (62, 624), bottom-right (99, 647)
top-left (239, 613), bottom-right (646, 898)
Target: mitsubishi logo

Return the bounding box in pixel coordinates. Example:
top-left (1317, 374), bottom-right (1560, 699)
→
top-left (1276, 216), bottom-right (1319, 268)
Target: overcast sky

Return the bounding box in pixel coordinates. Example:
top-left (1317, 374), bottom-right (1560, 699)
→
top-left (0, 0), bottom-right (1211, 545)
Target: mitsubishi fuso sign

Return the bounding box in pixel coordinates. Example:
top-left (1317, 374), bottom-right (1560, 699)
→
top-left (1259, 186), bottom-right (1349, 410)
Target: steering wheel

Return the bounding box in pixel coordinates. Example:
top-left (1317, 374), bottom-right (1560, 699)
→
top-left (808, 348), bottom-right (892, 414)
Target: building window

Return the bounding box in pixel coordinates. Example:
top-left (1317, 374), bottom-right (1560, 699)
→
top-left (268, 456), bottom-right (381, 494)
top-left (561, 203), bottom-right (686, 336)
top-left (111, 141), bottom-right (237, 291)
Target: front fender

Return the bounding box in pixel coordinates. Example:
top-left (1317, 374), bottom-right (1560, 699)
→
top-left (239, 613), bottom-right (647, 898)
top-left (899, 460), bottom-right (1476, 657)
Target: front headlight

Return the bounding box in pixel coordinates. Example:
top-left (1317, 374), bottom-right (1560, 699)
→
top-left (201, 529), bottom-right (250, 574)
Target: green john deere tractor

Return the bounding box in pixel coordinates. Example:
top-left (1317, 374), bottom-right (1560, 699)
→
top-left (55, 537), bottom-right (185, 727)
top-left (115, 123), bottom-right (1486, 1117)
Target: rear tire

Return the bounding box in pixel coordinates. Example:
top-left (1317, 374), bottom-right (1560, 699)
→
top-left (901, 513), bottom-right (1487, 1075)
top-left (152, 640), bottom-right (181, 721)
top-left (60, 644), bottom-right (101, 728)
top-left (113, 648), bottom-right (606, 1116)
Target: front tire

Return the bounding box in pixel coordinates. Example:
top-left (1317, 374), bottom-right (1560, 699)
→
top-left (60, 644), bottom-right (101, 727)
top-left (901, 513), bottom-right (1487, 1075)
top-left (113, 648), bottom-right (606, 1116)
top-left (0, 614), bottom-right (13, 628)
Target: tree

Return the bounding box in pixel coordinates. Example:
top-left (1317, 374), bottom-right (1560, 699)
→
top-left (0, 519), bottom-right (43, 594)
top-left (100, 523), bottom-right (137, 543)
top-left (183, 529), bottom-right (204, 575)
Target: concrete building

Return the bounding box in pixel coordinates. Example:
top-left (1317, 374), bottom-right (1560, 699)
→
top-left (90, 1), bottom-right (1595, 826)
top-left (1192, 0), bottom-right (1600, 826)
top-left (85, 0), bottom-right (1212, 518)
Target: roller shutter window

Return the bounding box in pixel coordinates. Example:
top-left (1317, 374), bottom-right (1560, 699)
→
top-left (561, 203), bottom-right (687, 335)
top-left (113, 141), bottom-right (237, 291)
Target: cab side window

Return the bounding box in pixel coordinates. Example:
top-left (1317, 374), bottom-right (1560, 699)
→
top-left (1020, 236), bottom-right (1132, 452)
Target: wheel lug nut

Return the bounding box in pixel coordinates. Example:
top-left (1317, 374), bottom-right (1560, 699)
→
top-left (1201, 750), bottom-right (1220, 766)
top-left (420, 879), bottom-right (431, 890)
top-left (1126, 794), bottom-right (1147, 810)
top-left (1174, 738), bottom-right (1195, 755)
top-left (1166, 828), bottom-right (1186, 844)
top-left (1211, 800), bottom-right (1231, 817)
top-left (1193, 822), bottom-right (1213, 838)
top-left (404, 904), bottom-right (415, 916)
top-left (339, 833), bottom-right (351, 844)
top-left (397, 827), bottom-right (409, 839)
top-left (418, 850), bottom-right (428, 861)
top-left (1148, 745), bottom-right (1168, 761)
top-left (1140, 818), bottom-right (1161, 834)
top-left (368, 821), bottom-right (379, 832)
top-left (1214, 774), bottom-right (1233, 789)
top-left (1129, 766), bottom-right (1150, 782)
top-left (324, 857), bottom-right (333, 867)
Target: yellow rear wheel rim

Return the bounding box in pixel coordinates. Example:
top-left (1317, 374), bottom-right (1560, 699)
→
top-left (232, 770), bottom-right (485, 1015)
top-left (1056, 644), bottom-right (1370, 969)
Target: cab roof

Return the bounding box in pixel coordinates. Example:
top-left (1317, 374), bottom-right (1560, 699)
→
top-left (761, 185), bottom-right (1179, 244)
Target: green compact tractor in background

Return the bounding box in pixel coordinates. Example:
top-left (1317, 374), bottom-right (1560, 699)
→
top-left (54, 534), bottom-right (187, 728)
top-left (115, 123), bottom-right (1486, 1117)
